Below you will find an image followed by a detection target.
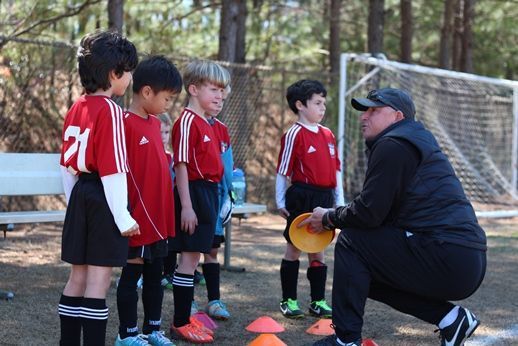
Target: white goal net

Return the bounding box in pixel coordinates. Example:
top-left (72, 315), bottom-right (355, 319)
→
top-left (338, 53), bottom-right (518, 210)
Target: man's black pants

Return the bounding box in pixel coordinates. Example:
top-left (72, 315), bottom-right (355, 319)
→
top-left (332, 226), bottom-right (486, 342)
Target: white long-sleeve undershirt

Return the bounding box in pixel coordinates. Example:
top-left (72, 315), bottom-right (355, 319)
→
top-left (101, 173), bottom-right (137, 233)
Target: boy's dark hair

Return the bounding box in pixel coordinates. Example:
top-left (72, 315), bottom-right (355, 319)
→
top-left (132, 55), bottom-right (183, 94)
top-left (77, 30), bottom-right (138, 94)
top-left (286, 79), bottom-right (327, 114)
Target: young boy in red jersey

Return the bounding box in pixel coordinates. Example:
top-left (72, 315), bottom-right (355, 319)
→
top-left (276, 79), bottom-right (345, 319)
top-left (192, 85), bottom-right (233, 320)
top-left (58, 31), bottom-right (139, 346)
top-left (114, 56), bottom-right (182, 346)
top-left (168, 60), bottom-right (230, 344)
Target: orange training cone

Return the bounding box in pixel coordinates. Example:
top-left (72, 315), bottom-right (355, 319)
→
top-left (248, 333), bottom-right (287, 346)
top-left (362, 338), bottom-right (379, 346)
top-left (192, 311), bottom-right (218, 330)
top-left (306, 319), bottom-right (334, 336)
top-left (246, 316), bottom-right (285, 333)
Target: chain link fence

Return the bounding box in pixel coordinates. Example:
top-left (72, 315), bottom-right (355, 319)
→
top-left (0, 39), bottom-right (336, 212)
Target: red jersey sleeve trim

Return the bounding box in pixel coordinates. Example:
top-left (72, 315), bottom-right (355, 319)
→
top-left (278, 124), bottom-right (301, 176)
top-left (178, 111), bottom-right (195, 163)
top-left (105, 98), bottom-right (128, 173)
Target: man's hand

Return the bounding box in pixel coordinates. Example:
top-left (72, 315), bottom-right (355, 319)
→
top-left (121, 222), bottom-right (140, 237)
top-left (278, 207), bottom-right (290, 219)
top-left (181, 207), bottom-right (198, 235)
top-left (298, 207), bottom-right (330, 233)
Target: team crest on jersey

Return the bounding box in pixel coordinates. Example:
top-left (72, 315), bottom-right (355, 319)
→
top-left (203, 135), bottom-right (211, 142)
top-left (221, 141), bottom-right (228, 153)
top-left (328, 143), bottom-right (335, 156)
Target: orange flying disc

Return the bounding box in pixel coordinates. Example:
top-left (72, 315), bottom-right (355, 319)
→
top-left (289, 213), bottom-right (335, 253)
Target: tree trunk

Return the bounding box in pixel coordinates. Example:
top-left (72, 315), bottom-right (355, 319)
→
top-left (368, 0), bottom-right (385, 56)
top-left (439, 0), bottom-right (455, 69)
top-left (329, 0), bottom-right (341, 75)
top-left (400, 0), bottom-right (412, 63)
top-left (107, 0), bottom-right (123, 34)
top-left (460, 0), bottom-right (474, 72)
top-left (235, 1), bottom-right (247, 63)
top-left (451, 0), bottom-right (462, 71)
top-left (218, 0), bottom-right (240, 62)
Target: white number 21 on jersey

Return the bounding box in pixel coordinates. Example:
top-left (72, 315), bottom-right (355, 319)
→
top-left (64, 125), bottom-right (91, 172)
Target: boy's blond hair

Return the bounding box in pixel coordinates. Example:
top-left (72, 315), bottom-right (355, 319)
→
top-left (158, 113), bottom-right (173, 126)
top-left (183, 59), bottom-right (230, 96)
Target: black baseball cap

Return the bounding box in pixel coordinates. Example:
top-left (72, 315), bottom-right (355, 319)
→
top-left (351, 88), bottom-right (416, 119)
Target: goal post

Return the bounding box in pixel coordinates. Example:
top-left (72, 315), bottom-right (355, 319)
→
top-left (338, 53), bottom-right (518, 214)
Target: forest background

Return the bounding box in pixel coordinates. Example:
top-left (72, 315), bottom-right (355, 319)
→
top-left (0, 0), bottom-right (517, 208)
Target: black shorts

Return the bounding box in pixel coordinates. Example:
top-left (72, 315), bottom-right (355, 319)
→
top-left (61, 173), bottom-right (129, 267)
top-left (283, 183), bottom-right (334, 243)
top-left (128, 239), bottom-right (168, 261)
top-left (212, 235), bottom-right (225, 249)
top-left (168, 180), bottom-right (218, 254)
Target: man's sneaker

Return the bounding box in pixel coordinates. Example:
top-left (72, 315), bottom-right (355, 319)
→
top-left (194, 270), bottom-right (206, 285)
top-left (311, 335), bottom-right (360, 346)
top-left (170, 322), bottom-right (213, 344)
top-left (161, 275), bottom-right (174, 290)
top-left (191, 300), bottom-right (200, 315)
top-left (438, 307), bottom-right (480, 346)
top-left (309, 299), bottom-right (332, 318)
top-left (190, 316), bottom-right (215, 336)
top-left (114, 334), bottom-right (150, 346)
top-left (280, 298), bottom-right (304, 319)
top-left (206, 299), bottom-right (230, 320)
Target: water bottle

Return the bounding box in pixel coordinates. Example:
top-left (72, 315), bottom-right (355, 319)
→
top-left (232, 168), bottom-right (246, 206)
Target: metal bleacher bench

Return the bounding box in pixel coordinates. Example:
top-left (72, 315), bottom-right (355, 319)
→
top-left (0, 153), bottom-right (65, 237)
top-left (0, 153), bottom-right (267, 270)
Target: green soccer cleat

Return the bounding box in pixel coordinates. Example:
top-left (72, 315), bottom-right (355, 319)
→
top-left (160, 275), bottom-right (174, 290)
top-left (309, 299), bottom-right (332, 318)
top-left (280, 298), bottom-right (304, 319)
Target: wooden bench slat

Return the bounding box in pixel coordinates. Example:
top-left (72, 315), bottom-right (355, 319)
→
top-left (0, 210), bottom-right (66, 224)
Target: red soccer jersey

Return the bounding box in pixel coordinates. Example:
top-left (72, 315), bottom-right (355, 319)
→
top-left (277, 123), bottom-right (340, 188)
top-left (60, 95), bottom-right (129, 176)
top-left (124, 112), bottom-right (175, 247)
top-left (172, 108), bottom-right (223, 182)
top-left (210, 118), bottom-right (231, 154)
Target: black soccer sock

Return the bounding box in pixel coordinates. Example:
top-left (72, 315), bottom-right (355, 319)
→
top-left (81, 297), bottom-right (109, 346)
top-left (202, 262), bottom-right (220, 302)
top-left (307, 263), bottom-right (328, 301)
top-left (280, 259), bottom-right (300, 300)
top-left (142, 258), bottom-right (164, 334)
top-left (163, 251), bottom-right (177, 276)
top-left (172, 272), bottom-right (194, 327)
top-left (117, 263), bottom-right (143, 338)
top-left (59, 295), bottom-right (82, 346)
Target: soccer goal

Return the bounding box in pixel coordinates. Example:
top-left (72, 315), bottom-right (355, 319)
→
top-left (337, 53), bottom-right (518, 216)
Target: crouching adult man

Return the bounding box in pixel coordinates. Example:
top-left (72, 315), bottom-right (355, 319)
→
top-left (302, 88), bottom-right (486, 346)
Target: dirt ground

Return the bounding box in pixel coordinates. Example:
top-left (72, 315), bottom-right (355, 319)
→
top-left (1, 214), bottom-right (517, 346)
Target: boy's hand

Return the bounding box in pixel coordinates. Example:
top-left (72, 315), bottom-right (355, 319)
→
top-left (278, 208), bottom-right (290, 219)
top-left (121, 223), bottom-right (140, 237)
top-left (181, 207), bottom-right (198, 235)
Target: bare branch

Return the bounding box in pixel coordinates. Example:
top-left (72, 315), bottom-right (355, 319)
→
top-left (0, 0), bottom-right (102, 50)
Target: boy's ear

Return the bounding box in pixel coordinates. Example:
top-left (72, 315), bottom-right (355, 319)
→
top-left (109, 70), bottom-right (119, 81)
top-left (141, 85), bottom-right (153, 98)
top-left (187, 84), bottom-right (198, 96)
top-left (295, 100), bottom-right (304, 111)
